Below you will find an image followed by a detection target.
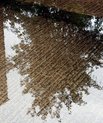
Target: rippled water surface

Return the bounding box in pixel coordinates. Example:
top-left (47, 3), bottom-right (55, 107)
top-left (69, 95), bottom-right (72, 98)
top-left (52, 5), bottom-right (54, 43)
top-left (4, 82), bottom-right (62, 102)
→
top-left (0, 5), bottom-right (103, 123)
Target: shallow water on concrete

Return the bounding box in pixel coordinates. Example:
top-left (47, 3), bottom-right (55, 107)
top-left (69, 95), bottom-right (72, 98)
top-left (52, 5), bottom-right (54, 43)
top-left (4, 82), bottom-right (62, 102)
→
top-left (0, 6), bottom-right (103, 123)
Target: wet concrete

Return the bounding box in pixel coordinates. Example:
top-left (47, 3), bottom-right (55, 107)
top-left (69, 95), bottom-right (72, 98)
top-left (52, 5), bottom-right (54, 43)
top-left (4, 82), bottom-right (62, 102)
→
top-left (0, 5), bottom-right (103, 123)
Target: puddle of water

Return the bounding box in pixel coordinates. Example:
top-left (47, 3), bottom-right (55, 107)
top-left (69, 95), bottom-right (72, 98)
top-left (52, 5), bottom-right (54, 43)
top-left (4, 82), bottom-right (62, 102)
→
top-left (0, 5), bottom-right (103, 123)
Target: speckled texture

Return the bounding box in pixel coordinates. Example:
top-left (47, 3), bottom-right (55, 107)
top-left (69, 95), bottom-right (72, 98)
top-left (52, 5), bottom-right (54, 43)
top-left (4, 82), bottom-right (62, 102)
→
top-left (16, 0), bottom-right (103, 17)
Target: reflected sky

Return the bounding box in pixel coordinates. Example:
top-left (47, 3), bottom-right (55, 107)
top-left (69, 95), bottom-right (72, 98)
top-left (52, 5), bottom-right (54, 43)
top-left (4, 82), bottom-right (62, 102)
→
top-left (0, 5), bottom-right (103, 123)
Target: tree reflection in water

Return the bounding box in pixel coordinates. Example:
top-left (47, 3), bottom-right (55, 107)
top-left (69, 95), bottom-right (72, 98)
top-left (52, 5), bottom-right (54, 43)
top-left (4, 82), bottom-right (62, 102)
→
top-left (4, 6), bottom-right (103, 120)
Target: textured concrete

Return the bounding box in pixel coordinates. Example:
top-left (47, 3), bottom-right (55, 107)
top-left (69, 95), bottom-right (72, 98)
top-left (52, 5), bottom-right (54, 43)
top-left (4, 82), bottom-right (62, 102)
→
top-left (4, 8), bottom-right (103, 118)
top-left (0, 6), bottom-right (103, 123)
top-left (0, 7), bottom-right (8, 105)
